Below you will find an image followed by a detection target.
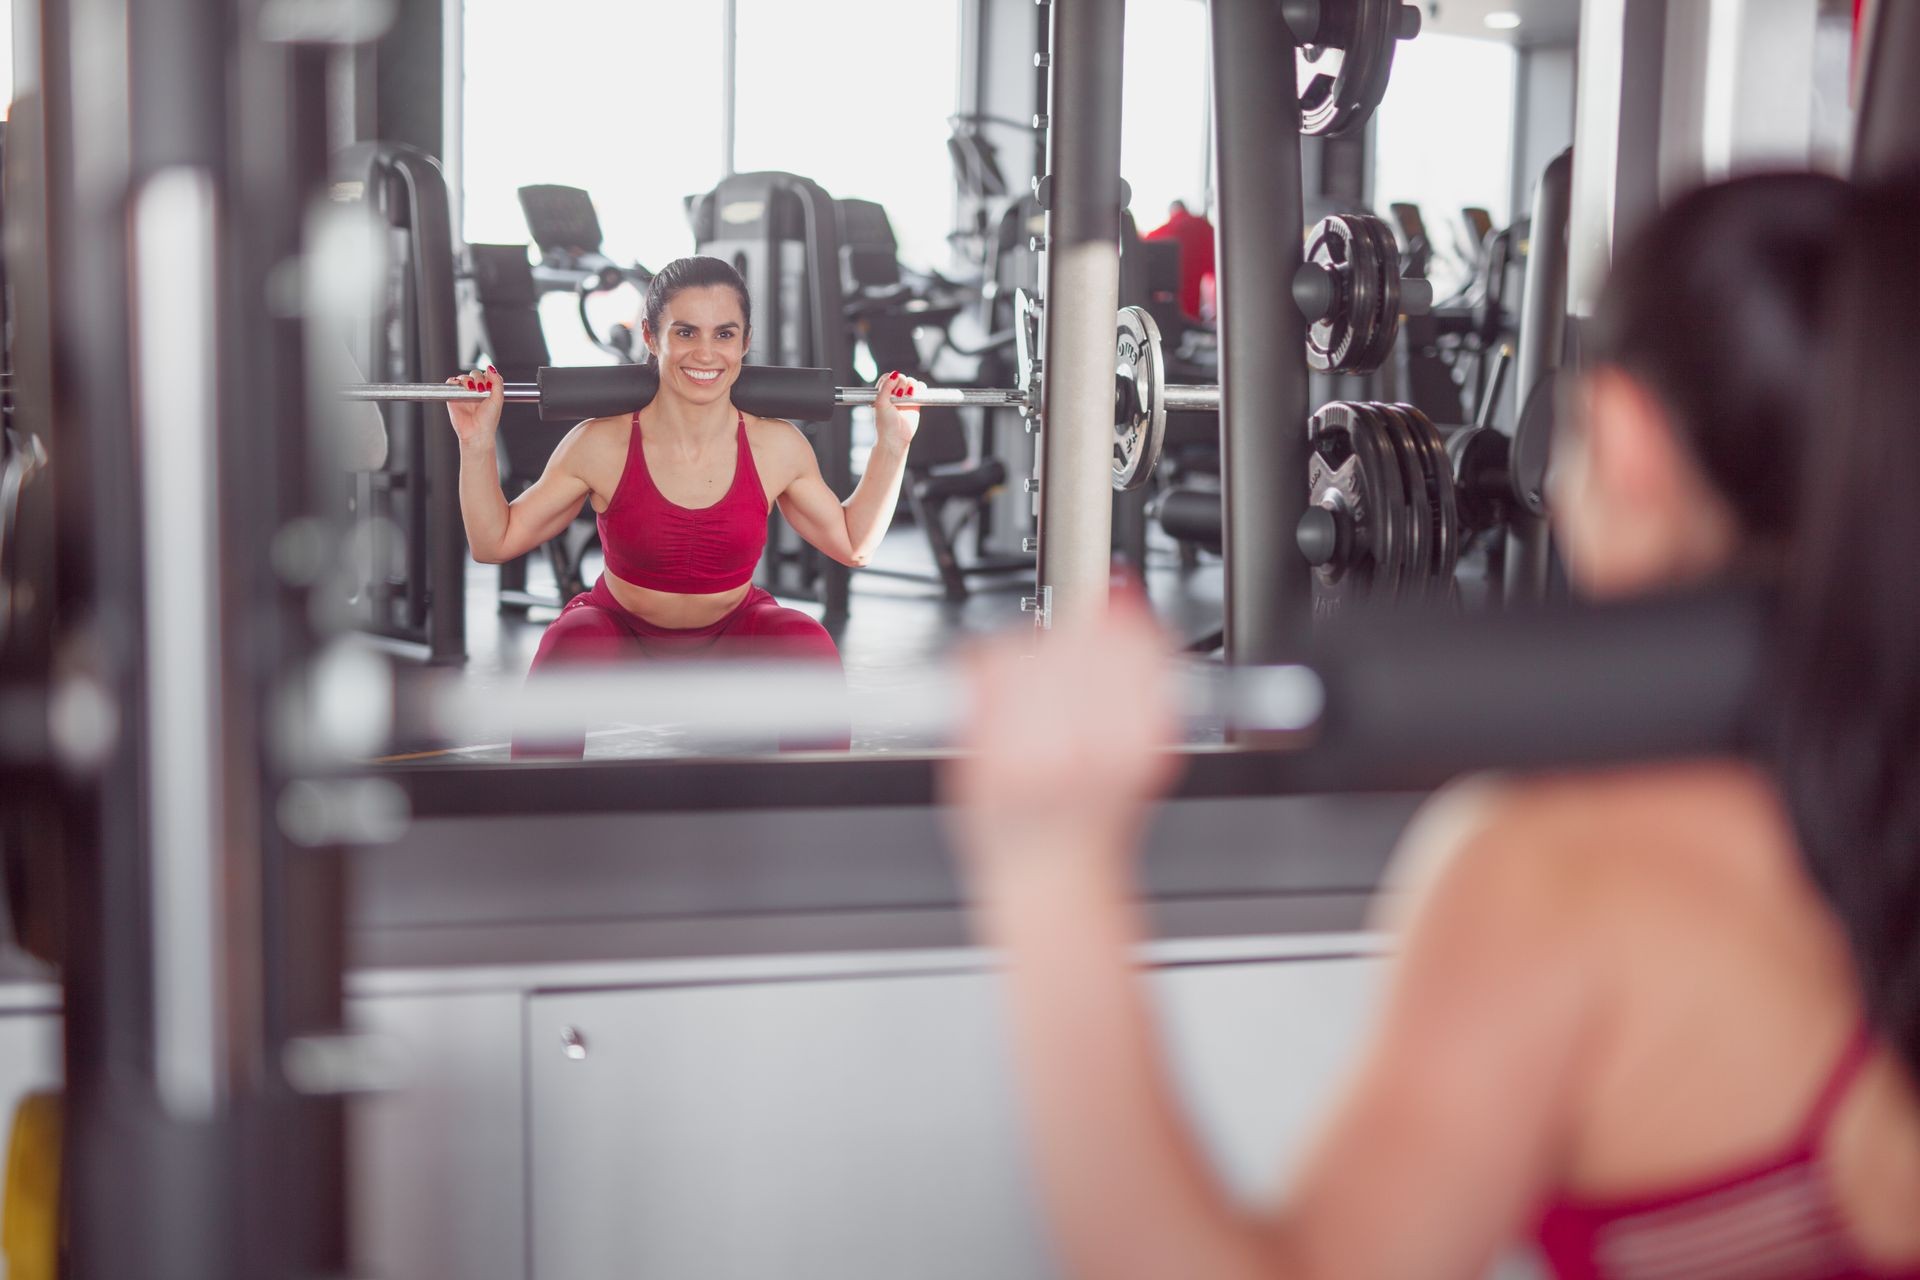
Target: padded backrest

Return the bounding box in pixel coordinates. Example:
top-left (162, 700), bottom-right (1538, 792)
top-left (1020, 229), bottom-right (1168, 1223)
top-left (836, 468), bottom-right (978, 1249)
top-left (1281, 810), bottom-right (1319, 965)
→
top-left (467, 243), bottom-right (549, 371)
top-left (517, 184), bottom-right (605, 262)
top-left (836, 198), bottom-right (900, 292)
top-left (466, 243), bottom-right (563, 483)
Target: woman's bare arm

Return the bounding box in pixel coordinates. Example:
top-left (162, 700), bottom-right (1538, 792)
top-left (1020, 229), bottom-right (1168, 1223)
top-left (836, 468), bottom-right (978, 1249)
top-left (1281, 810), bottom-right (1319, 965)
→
top-left (445, 367), bottom-right (598, 564)
top-left (769, 372), bottom-right (921, 567)
top-left (946, 611), bottom-right (1600, 1280)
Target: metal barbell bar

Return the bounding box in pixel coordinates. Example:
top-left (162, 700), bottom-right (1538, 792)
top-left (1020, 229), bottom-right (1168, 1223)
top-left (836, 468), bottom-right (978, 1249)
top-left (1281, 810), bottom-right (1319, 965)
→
top-left (336, 255), bottom-right (1434, 419)
top-left (343, 380), bottom-right (1049, 411)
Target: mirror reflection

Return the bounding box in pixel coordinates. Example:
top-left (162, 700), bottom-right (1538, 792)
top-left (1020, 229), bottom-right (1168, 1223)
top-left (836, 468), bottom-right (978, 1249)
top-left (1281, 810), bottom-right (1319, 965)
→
top-left (335, 1), bottom-right (1853, 766)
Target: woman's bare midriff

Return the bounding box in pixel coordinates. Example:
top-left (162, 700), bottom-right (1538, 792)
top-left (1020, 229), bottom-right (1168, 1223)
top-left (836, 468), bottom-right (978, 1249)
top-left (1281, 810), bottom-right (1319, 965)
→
top-left (601, 571), bottom-right (750, 629)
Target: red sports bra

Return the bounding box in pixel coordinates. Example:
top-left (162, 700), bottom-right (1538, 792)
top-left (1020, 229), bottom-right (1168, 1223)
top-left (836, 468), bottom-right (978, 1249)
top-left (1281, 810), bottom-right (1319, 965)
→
top-left (1535, 1023), bottom-right (1920, 1279)
top-left (597, 412), bottom-right (768, 594)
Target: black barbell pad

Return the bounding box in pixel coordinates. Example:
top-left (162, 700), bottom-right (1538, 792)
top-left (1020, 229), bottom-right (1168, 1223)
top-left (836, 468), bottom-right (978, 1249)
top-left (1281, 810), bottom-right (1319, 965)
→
top-left (535, 364), bottom-right (840, 423)
top-left (537, 364), bottom-right (659, 422)
top-left (732, 366), bottom-right (839, 421)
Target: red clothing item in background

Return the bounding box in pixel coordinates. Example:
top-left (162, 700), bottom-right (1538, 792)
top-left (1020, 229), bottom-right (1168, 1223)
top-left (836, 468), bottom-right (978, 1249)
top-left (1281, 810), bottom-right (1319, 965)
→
top-left (1143, 202), bottom-right (1217, 322)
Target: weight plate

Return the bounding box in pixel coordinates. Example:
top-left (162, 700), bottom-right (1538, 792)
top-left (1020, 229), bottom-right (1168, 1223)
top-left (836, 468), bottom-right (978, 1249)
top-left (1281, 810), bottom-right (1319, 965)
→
top-left (1381, 403), bottom-right (1455, 599)
top-left (1013, 287), bottom-right (1042, 422)
top-left (1111, 305), bottom-right (1167, 492)
top-left (1310, 401), bottom-right (1405, 610)
top-left (1363, 403), bottom-right (1428, 599)
top-left (1352, 214), bottom-right (1404, 373)
top-left (1297, 0), bottom-right (1416, 139)
top-left (1403, 404), bottom-right (1461, 583)
top-left (1384, 402), bottom-right (1442, 594)
top-left (1306, 407), bottom-right (1373, 617)
top-left (1351, 403), bottom-right (1409, 600)
top-left (1303, 215), bottom-right (1358, 372)
top-left (1368, 216), bottom-right (1404, 368)
top-left (0, 432), bottom-right (49, 673)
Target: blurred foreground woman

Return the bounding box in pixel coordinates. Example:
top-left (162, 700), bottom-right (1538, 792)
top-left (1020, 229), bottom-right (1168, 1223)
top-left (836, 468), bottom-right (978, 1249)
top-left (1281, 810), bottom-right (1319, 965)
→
top-left (945, 175), bottom-right (1920, 1279)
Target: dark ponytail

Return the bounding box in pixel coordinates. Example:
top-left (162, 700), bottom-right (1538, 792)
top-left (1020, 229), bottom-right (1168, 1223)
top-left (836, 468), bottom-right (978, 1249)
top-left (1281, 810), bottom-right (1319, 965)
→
top-left (1771, 181), bottom-right (1920, 1078)
top-left (1591, 175), bottom-right (1920, 1077)
top-left (640, 256), bottom-right (752, 361)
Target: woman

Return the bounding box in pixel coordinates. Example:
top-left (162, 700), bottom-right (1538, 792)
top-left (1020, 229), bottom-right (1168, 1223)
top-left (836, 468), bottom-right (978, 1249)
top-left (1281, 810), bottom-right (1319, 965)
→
top-left (945, 174), bottom-right (1920, 1277)
top-left (445, 256), bottom-right (921, 755)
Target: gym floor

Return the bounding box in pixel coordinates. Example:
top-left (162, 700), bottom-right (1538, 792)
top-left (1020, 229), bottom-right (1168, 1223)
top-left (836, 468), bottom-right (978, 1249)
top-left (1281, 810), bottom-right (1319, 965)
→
top-left (412, 521), bottom-right (1226, 760)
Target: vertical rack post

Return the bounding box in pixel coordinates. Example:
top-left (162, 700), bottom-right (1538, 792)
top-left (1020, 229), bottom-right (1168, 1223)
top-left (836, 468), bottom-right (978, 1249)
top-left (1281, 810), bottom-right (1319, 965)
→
top-left (1032, 0), bottom-right (1126, 630)
top-left (1209, 0), bottom-right (1311, 662)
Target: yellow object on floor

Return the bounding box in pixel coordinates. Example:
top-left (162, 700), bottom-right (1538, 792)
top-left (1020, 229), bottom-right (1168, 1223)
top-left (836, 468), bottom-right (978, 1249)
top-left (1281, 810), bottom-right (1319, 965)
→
top-left (2, 1091), bottom-right (60, 1280)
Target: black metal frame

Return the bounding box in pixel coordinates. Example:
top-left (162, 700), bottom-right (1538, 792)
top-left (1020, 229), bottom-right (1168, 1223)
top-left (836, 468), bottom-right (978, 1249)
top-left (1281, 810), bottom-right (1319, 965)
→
top-left (1505, 147), bottom-right (1572, 606)
top-left (1209, 0), bottom-right (1312, 663)
top-left (19, 0), bottom-right (354, 1274)
top-left (339, 142), bottom-right (467, 664)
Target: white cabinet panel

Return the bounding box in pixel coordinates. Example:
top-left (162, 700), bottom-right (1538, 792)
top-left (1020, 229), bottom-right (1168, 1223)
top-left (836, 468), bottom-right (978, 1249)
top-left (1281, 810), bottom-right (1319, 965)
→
top-left (527, 954), bottom-right (1384, 1280)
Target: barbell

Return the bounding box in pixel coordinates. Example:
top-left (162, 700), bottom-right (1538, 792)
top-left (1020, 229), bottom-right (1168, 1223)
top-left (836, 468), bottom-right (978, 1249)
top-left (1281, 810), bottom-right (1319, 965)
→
top-left (343, 307), bottom-right (1208, 492)
top-left (341, 214), bottom-right (1432, 493)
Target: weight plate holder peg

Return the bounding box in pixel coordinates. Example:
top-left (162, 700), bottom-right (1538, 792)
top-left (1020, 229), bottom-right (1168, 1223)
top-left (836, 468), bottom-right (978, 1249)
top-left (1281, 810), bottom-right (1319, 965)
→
top-left (1302, 402), bottom-right (1408, 617)
top-left (1296, 0), bottom-right (1423, 139)
top-left (1111, 305), bottom-right (1167, 492)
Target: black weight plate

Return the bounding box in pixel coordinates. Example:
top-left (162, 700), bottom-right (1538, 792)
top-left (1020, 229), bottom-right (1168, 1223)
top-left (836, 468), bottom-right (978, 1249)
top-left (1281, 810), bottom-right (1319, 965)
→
top-left (1354, 214), bottom-right (1404, 372)
top-left (1384, 402), bottom-right (1454, 595)
top-left (1303, 216), bottom-right (1357, 372)
top-left (1297, 0), bottom-right (1409, 139)
top-left (1364, 403), bottom-right (1428, 600)
top-left (1375, 402), bottom-right (1437, 595)
top-left (1371, 215), bottom-right (1403, 359)
top-left (1341, 216), bottom-right (1388, 375)
top-left (1307, 405), bottom-right (1382, 616)
top-left (1338, 402), bottom-right (1406, 601)
top-left (1403, 404), bottom-right (1461, 582)
top-left (1304, 450), bottom-right (1362, 617)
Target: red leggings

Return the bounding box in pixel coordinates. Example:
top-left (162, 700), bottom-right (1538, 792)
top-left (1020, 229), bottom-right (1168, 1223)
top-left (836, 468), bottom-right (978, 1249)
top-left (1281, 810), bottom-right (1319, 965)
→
top-left (513, 577), bottom-right (843, 758)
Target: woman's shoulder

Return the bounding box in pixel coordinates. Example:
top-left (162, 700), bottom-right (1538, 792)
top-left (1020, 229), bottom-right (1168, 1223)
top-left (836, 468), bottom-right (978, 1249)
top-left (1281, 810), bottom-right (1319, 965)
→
top-left (1384, 762), bottom-right (1795, 935)
top-left (740, 411), bottom-right (806, 446)
top-left (546, 413), bottom-right (634, 474)
top-left (740, 412), bottom-right (813, 470)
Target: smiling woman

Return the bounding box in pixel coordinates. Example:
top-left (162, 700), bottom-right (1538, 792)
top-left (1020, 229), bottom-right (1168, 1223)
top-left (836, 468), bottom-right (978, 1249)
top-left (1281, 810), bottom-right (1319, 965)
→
top-left (439, 256), bottom-right (933, 757)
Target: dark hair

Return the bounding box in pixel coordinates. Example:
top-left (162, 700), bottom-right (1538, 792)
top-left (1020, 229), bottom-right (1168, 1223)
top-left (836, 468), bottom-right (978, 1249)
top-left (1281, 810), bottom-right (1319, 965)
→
top-left (641, 256), bottom-right (752, 350)
top-left (1590, 175), bottom-right (1920, 1077)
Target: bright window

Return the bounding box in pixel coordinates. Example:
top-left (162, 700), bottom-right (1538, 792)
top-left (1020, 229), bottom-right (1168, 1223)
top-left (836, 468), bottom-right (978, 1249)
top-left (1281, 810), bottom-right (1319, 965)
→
top-left (1371, 33), bottom-right (1517, 296)
top-left (733, 0), bottom-right (960, 271)
top-left (1121, 0), bottom-right (1211, 231)
top-left (461, 0), bottom-right (726, 266)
